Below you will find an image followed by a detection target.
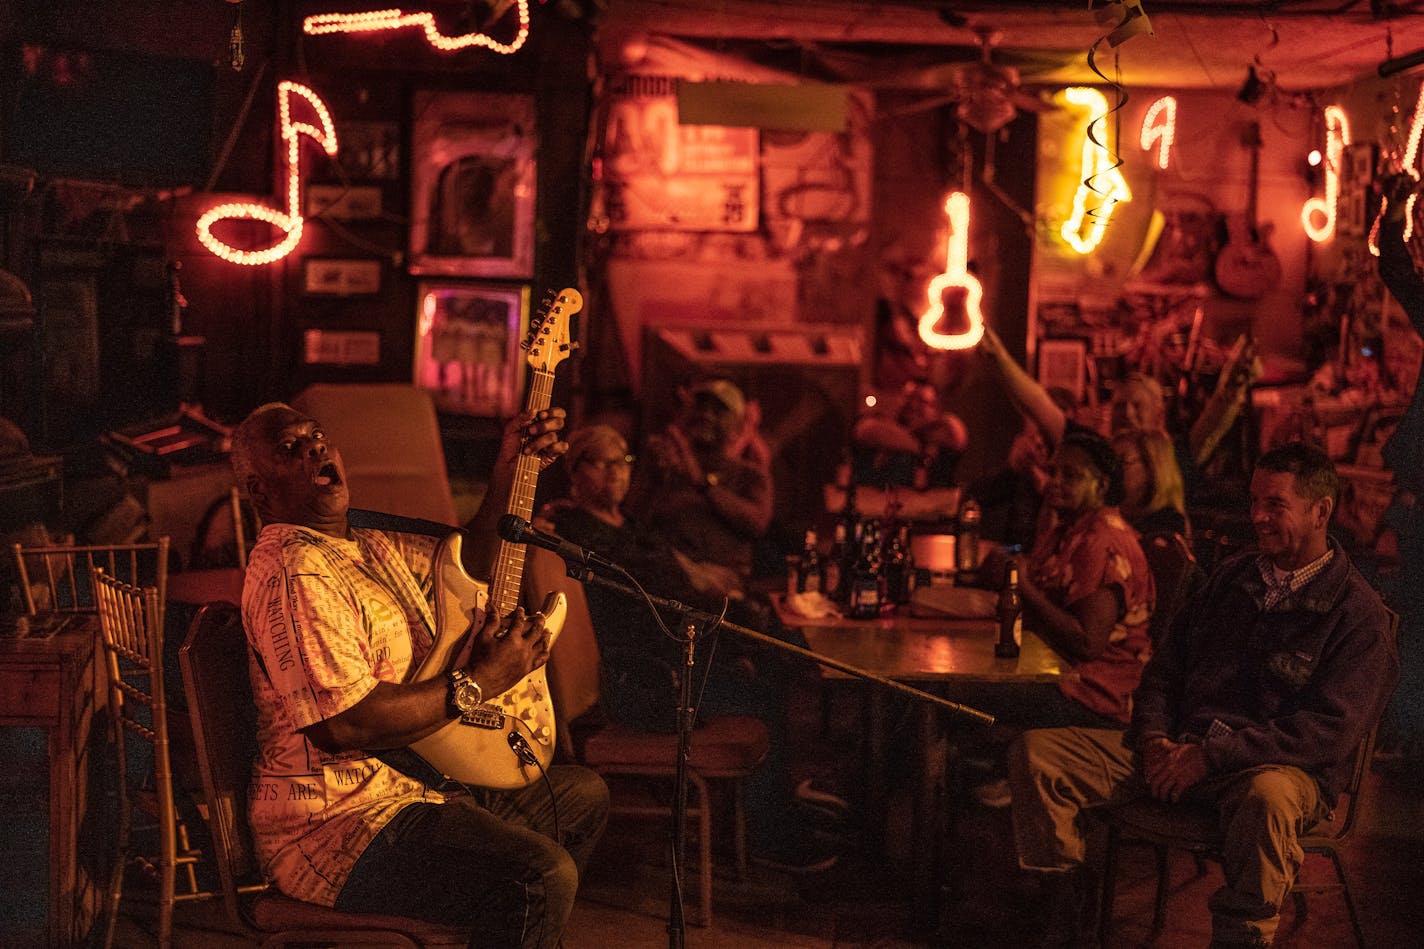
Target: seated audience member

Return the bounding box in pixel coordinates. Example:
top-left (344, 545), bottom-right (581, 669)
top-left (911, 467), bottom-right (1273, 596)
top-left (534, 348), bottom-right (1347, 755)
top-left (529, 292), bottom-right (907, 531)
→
top-left (852, 380), bottom-right (969, 489)
top-left (1113, 427), bottom-right (1190, 539)
top-left (549, 424), bottom-right (842, 872)
top-left (1007, 442), bottom-right (1399, 947)
top-left (626, 379), bottom-right (772, 590)
top-left (231, 402), bottom-right (608, 947)
top-left (979, 430), bottom-right (1154, 727)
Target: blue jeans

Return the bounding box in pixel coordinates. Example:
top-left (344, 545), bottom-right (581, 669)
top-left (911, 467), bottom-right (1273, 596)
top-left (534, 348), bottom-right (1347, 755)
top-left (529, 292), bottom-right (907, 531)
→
top-left (333, 765), bottom-right (608, 949)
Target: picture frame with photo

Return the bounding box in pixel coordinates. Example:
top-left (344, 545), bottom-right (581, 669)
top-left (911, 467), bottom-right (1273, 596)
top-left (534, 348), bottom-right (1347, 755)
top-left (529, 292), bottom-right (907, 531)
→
top-left (409, 91), bottom-right (537, 279)
top-left (413, 281), bottom-right (530, 416)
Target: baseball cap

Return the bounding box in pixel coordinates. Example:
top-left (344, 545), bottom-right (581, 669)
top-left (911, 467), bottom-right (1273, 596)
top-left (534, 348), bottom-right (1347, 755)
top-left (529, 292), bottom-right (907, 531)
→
top-left (688, 379), bottom-right (745, 418)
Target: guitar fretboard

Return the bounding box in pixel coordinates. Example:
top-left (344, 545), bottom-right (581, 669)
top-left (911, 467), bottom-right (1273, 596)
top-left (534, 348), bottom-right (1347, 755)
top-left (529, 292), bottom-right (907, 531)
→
top-left (488, 367), bottom-right (555, 618)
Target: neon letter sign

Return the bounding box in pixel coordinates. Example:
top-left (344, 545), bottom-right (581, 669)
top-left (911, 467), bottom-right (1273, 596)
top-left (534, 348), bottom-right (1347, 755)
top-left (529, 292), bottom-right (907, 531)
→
top-left (1060, 87), bottom-right (1133, 254)
top-left (303, 4), bottom-right (531, 55)
top-left (1139, 95), bottom-right (1176, 170)
top-left (196, 81), bottom-right (338, 266)
top-left (1301, 105), bottom-right (1350, 243)
top-left (919, 192), bottom-right (985, 352)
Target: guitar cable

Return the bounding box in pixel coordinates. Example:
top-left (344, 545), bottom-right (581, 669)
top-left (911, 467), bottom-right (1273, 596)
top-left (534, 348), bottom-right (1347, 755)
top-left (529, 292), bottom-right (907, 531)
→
top-left (509, 720), bottom-right (562, 844)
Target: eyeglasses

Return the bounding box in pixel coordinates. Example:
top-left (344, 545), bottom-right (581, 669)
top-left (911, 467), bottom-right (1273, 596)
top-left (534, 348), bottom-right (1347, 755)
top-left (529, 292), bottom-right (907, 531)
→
top-left (577, 453), bottom-right (634, 471)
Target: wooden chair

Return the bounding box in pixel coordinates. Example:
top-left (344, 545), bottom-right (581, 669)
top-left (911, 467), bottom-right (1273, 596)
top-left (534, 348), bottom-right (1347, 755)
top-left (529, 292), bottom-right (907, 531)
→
top-left (1098, 610), bottom-right (1399, 948)
top-left (167, 488), bottom-right (251, 606)
top-left (11, 537), bottom-right (170, 614)
top-left (528, 547), bottom-right (770, 928)
top-left (91, 568), bottom-right (207, 949)
top-left (178, 602), bottom-right (469, 948)
top-left (1140, 531), bottom-right (1202, 648)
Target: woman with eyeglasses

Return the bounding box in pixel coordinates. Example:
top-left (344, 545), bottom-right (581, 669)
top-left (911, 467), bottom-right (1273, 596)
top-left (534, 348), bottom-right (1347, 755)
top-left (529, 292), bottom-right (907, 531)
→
top-left (545, 423), bottom-right (846, 874)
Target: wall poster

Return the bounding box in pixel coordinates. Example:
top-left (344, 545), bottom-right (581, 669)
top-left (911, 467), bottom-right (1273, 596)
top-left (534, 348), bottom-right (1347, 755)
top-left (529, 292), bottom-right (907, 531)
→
top-left (413, 281), bottom-right (530, 417)
top-left (409, 91), bottom-right (536, 278)
top-left (601, 73), bottom-right (759, 232)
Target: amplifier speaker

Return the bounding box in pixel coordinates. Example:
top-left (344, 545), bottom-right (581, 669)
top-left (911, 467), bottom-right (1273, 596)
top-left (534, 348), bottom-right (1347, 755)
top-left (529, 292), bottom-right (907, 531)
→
top-left (641, 323), bottom-right (865, 527)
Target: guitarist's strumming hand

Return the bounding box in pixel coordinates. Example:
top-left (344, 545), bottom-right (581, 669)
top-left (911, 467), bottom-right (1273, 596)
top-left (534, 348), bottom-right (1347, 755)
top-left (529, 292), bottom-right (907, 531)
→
top-left (465, 607), bottom-right (552, 699)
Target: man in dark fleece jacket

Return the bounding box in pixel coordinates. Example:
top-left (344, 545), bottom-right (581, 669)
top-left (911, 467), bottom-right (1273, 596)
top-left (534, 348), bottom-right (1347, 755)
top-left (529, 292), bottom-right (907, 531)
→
top-left (1006, 442), bottom-right (1398, 948)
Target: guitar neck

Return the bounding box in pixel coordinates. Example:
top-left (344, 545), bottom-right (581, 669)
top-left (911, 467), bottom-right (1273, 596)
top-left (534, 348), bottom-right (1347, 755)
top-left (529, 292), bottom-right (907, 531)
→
top-left (488, 367), bottom-right (556, 617)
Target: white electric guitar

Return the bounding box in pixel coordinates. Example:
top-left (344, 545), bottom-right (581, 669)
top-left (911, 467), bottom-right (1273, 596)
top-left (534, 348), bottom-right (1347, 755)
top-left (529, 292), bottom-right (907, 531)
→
top-left (405, 288), bottom-right (582, 789)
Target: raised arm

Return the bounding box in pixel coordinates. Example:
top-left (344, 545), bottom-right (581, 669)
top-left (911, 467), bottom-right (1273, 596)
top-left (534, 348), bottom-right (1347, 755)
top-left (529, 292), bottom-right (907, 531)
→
top-left (979, 324), bottom-right (1069, 446)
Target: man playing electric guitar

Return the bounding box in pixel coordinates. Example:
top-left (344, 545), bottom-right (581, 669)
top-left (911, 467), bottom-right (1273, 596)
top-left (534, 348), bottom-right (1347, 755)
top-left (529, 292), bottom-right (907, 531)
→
top-left (232, 401), bottom-right (608, 948)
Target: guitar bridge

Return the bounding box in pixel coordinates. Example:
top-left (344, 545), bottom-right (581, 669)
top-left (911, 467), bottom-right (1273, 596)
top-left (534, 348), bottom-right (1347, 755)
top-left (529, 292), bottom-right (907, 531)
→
top-left (458, 704), bottom-right (507, 730)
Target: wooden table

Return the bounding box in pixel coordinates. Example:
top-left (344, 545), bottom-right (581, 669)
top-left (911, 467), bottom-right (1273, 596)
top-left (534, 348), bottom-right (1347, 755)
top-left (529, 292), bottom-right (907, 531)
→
top-left (776, 592), bottom-right (1063, 932)
top-left (0, 616), bottom-right (105, 948)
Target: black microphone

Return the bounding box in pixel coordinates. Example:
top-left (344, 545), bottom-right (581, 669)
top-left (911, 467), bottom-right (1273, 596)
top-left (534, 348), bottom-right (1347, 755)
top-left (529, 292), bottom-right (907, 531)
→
top-left (497, 514), bottom-right (618, 570)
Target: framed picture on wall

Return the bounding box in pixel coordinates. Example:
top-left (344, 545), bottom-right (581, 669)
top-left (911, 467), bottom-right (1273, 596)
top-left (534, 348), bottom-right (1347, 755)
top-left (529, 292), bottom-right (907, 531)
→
top-left (1036, 337), bottom-right (1089, 404)
top-left (413, 281), bottom-right (530, 416)
top-left (409, 91), bottom-right (537, 279)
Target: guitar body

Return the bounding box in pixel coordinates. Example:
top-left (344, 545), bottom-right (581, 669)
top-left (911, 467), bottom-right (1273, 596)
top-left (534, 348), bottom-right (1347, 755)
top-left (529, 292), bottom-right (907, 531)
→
top-left (395, 287), bottom-right (583, 790)
top-left (1214, 216), bottom-right (1281, 299)
top-left (408, 532), bottom-right (566, 790)
top-left (1214, 121), bottom-right (1281, 301)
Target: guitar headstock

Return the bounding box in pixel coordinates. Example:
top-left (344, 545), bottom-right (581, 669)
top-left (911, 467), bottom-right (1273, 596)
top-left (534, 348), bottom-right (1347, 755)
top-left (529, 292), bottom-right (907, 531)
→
top-left (523, 287), bottom-right (583, 374)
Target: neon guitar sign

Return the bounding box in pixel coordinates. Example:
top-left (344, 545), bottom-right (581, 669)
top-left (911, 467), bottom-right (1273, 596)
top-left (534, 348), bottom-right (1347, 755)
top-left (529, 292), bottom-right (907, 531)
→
top-left (918, 192), bottom-right (985, 351)
top-left (195, 81), bottom-right (337, 266)
top-left (303, 4), bottom-right (530, 55)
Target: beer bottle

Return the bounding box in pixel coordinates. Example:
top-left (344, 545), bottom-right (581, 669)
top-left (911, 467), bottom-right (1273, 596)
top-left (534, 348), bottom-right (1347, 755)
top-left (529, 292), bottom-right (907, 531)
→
top-left (796, 530), bottom-right (823, 594)
top-left (995, 562), bottom-right (1023, 659)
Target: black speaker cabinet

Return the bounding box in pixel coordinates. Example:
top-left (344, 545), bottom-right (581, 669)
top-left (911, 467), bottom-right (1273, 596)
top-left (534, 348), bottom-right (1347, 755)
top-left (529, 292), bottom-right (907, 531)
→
top-left (641, 323), bottom-right (865, 528)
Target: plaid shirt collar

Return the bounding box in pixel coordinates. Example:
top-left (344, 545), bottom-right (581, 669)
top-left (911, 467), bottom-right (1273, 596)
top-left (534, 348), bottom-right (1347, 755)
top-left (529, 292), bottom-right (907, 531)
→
top-left (1256, 547), bottom-right (1335, 610)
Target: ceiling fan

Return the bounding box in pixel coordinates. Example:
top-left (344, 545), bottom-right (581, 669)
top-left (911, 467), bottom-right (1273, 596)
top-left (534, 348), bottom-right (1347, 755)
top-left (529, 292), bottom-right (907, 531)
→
top-left (871, 26), bottom-right (1066, 132)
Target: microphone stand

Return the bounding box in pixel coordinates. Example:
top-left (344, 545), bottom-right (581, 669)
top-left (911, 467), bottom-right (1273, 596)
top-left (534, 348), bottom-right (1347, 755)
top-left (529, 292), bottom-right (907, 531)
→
top-left (557, 553), bottom-right (994, 949)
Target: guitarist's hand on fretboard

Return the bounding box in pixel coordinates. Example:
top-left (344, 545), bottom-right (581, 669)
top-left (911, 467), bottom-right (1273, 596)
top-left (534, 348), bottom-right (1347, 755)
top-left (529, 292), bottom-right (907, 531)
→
top-left (465, 607), bottom-right (552, 698)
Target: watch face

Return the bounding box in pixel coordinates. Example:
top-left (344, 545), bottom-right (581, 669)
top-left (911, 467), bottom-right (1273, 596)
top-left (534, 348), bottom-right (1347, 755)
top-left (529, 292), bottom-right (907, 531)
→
top-left (453, 677), bottom-right (482, 712)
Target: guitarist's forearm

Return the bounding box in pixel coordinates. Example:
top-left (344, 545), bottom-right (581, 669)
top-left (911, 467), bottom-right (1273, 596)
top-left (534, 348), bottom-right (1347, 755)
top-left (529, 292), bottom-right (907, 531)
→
top-left (305, 679), bottom-right (454, 752)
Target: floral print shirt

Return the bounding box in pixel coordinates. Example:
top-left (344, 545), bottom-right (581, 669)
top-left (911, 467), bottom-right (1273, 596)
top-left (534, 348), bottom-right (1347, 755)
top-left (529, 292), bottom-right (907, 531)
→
top-left (1028, 506), bottom-right (1155, 723)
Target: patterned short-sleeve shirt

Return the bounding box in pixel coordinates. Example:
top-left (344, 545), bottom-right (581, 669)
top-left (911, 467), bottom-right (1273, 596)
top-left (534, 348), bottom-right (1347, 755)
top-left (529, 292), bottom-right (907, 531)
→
top-left (240, 523), bottom-right (451, 906)
top-left (1027, 506), bottom-right (1155, 723)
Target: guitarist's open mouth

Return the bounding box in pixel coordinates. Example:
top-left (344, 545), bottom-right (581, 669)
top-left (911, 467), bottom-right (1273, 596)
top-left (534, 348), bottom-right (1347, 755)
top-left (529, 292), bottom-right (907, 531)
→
top-left (313, 461), bottom-right (342, 487)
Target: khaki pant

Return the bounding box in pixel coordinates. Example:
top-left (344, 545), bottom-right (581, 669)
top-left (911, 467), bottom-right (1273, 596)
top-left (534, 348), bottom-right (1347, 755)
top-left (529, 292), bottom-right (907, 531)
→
top-left (1007, 727), bottom-right (1325, 945)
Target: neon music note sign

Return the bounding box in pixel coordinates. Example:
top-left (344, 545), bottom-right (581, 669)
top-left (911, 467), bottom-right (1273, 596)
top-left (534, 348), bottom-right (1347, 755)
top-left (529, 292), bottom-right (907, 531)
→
top-left (1301, 105), bottom-right (1350, 243)
top-left (918, 192), bottom-right (985, 352)
top-left (303, 4), bottom-right (530, 55)
top-left (196, 81), bottom-right (338, 266)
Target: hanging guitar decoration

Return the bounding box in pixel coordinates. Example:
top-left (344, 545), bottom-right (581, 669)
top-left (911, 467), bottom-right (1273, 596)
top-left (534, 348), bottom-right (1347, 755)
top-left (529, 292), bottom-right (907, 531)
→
top-left (918, 192), bottom-right (985, 351)
top-left (1214, 121), bottom-right (1282, 300)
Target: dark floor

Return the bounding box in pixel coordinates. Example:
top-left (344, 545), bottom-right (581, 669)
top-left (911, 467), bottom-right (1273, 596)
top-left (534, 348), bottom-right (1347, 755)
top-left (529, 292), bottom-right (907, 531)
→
top-left (111, 735), bottom-right (1424, 948)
